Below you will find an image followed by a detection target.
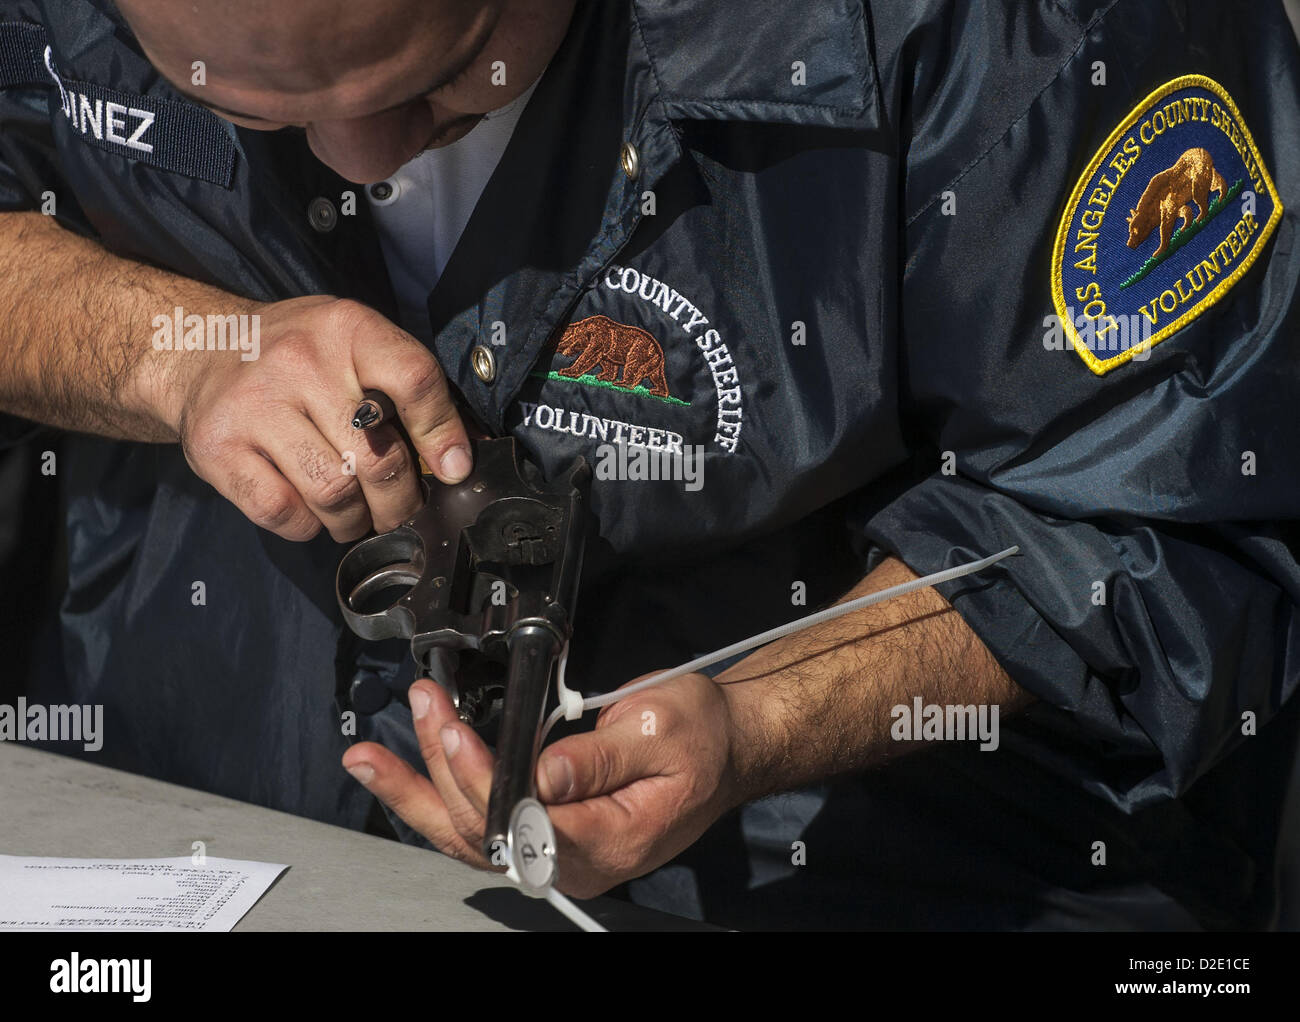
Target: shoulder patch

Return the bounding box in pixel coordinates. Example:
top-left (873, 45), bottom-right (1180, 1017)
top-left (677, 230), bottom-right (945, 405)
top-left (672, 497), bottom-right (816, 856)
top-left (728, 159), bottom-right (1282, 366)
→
top-left (1051, 75), bottom-right (1282, 374)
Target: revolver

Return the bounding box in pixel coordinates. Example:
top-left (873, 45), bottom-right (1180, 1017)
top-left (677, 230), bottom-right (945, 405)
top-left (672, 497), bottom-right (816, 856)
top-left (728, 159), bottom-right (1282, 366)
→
top-left (336, 437), bottom-right (590, 874)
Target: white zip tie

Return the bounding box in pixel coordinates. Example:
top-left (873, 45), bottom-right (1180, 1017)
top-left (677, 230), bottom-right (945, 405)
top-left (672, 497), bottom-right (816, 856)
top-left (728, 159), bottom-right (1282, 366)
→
top-left (545, 887), bottom-right (607, 932)
top-left (541, 546), bottom-right (1019, 744)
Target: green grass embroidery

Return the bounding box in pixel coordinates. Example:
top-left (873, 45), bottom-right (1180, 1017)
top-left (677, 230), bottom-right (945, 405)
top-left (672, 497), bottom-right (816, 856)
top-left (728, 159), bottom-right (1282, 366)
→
top-left (531, 370), bottom-right (691, 407)
top-left (1119, 179), bottom-right (1244, 290)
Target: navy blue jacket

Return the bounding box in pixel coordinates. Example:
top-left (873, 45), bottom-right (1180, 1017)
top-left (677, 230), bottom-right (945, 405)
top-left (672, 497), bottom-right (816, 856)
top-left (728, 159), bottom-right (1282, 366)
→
top-left (2, 0), bottom-right (1299, 928)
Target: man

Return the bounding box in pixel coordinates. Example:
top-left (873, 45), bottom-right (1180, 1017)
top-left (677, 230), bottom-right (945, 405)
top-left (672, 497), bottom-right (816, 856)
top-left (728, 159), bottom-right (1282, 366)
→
top-left (1, 0), bottom-right (1297, 928)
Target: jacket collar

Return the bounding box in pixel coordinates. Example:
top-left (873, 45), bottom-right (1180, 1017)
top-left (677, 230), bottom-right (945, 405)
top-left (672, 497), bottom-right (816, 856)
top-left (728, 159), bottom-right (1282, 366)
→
top-left (628, 0), bottom-right (880, 131)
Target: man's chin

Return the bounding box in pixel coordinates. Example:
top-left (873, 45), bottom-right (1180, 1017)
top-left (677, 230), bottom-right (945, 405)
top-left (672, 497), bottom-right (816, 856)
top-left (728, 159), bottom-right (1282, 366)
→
top-left (421, 113), bottom-right (486, 152)
top-left (307, 114), bottom-right (485, 183)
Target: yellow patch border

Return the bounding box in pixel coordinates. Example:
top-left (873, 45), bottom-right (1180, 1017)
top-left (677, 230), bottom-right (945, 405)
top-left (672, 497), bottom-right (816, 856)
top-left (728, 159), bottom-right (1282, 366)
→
top-left (1051, 74), bottom-right (1283, 375)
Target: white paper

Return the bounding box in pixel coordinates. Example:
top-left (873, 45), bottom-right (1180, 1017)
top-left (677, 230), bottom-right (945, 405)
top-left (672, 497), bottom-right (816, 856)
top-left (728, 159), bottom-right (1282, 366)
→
top-left (0, 855), bottom-right (288, 931)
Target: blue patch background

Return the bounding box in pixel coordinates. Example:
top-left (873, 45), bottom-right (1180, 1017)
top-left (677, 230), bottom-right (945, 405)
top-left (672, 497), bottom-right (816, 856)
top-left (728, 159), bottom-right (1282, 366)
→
top-left (1059, 85), bottom-right (1275, 358)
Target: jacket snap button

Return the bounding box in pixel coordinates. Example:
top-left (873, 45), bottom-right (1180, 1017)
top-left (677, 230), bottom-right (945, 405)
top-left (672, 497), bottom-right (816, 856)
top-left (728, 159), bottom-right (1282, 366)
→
top-left (368, 180), bottom-right (398, 204)
top-left (620, 141), bottom-right (640, 179)
top-left (308, 196), bottom-right (338, 232)
top-left (471, 345), bottom-right (497, 383)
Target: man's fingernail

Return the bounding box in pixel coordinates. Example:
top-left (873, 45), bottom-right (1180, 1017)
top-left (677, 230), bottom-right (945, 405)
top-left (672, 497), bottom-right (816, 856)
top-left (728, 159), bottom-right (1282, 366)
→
top-left (440, 447), bottom-right (472, 482)
top-left (409, 685), bottom-right (431, 720)
top-left (544, 757), bottom-right (573, 801)
top-left (440, 726), bottom-right (461, 759)
top-left (346, 763), bottom-right (374, 785)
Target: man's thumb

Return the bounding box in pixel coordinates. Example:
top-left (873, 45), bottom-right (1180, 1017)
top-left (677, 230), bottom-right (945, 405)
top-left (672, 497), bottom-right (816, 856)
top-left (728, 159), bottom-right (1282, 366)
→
top-left (536, 717), bottom-right (658, 803)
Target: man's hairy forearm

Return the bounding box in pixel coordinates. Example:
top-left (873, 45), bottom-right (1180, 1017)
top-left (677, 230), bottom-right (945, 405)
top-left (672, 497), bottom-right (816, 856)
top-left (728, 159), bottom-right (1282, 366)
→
top-left (0, 211), bottom-right (253, 440)
top-left (718, 555), bottom-right (1031, 803)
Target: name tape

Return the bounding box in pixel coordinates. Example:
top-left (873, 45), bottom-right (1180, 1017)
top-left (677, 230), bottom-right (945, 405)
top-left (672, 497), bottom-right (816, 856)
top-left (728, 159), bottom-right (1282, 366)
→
top-left (0, 20), bottom-right (236, 188)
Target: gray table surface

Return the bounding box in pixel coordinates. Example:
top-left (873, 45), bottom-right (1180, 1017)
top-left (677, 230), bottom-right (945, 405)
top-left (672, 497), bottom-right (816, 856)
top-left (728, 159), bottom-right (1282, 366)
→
top-left (0, 743), bottom-right (708, 931)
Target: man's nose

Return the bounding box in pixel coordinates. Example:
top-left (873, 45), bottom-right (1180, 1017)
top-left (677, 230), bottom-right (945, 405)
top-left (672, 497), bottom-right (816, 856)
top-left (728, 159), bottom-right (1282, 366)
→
top-left (305, 105), bottom-right (432, 183)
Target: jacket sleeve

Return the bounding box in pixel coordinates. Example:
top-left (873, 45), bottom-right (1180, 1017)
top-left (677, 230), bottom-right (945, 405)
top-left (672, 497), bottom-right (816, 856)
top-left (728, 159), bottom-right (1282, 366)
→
top-left (862, 0), bottom-right (1300, 810)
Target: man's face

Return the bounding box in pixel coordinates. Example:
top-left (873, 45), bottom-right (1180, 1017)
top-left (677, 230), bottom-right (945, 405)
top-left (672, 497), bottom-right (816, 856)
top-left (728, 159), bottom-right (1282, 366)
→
top-left (115, 0), bottom-right (575, 183)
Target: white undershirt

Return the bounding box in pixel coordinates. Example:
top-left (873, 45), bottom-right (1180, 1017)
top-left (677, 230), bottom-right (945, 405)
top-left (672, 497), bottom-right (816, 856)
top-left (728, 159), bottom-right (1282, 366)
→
top-left (366, 80), bottom-right (539, 343)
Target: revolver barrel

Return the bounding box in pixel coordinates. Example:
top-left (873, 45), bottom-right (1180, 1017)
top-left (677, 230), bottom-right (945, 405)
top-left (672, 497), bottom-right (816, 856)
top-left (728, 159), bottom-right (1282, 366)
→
top-left (485, 622), bottom-right (563, 857)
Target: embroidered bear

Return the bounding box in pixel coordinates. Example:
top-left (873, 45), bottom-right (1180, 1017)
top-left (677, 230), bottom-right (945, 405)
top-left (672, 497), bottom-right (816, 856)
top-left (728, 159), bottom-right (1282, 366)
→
top-left (1126, 147), bottom-right (1227, 259)
top-left (553, 315), bottom-right (670, 397)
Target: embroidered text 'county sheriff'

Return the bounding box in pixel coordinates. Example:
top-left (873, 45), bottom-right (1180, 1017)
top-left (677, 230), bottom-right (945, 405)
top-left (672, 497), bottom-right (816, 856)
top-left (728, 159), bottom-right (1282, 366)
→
top-left (1051, 75), bottom-right (1282, 374)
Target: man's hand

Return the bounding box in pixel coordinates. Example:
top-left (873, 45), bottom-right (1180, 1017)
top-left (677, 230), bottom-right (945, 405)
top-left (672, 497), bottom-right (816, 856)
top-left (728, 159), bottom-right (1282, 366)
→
top-left (157, 295), bottom-right (471, 542)
top-left (0, 213), bottom-right (472, 543)
top-left (342, 672), bottom-right (742, 899)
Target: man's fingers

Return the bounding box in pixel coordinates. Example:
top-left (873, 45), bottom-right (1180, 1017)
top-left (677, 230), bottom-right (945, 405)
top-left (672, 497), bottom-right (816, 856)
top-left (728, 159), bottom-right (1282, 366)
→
top-left (300, 375), bottom-right (424, 532)
top-left (340, 422), bottom-right (423, 533)
top-left (537, 709), bottom-right (667, 803)
top-left (351, 319), bottom-right (471, 485)
top-left (437, 718), bottom-right (496, 819)
top-left (341, 742), bottom-right (486, 867)
top-left (261, 413), bottom-right (371, 542)
top-left (409, 681), bottom-right (492, 841)
top-left (207, 451), bottom-right (322, 542)
top-left (545, 802), bottom-right (635, 899)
